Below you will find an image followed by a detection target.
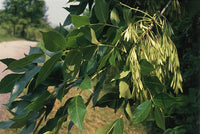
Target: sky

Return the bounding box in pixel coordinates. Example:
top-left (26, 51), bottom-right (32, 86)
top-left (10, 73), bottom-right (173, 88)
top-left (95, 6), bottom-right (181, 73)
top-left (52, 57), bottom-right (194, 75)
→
top-left (0, 0), bottom-right (70, 27)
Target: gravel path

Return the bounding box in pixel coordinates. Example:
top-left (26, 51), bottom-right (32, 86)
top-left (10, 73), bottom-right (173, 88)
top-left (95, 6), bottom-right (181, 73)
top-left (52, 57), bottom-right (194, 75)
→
top-left (0, 40), bottom-right (37, 121)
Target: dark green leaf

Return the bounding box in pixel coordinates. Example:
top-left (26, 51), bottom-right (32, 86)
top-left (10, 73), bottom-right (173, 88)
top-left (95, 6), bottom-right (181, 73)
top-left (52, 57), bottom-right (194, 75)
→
top-left (65, 32), bottom-right (84, 49)
top-left (109, 49), bottom-right (117, 66)
top-left (25, 90), bottom-right (51, 111)
top-left (29, 47), bottom-right (45, 63)
top-left (20, 121), bottom-right (36, 134)
top-left (0, 74), bottom-right (23, 93)
top-left (95, 93), bottom-right (123, 110)
top-left (64, 2), bottom-right (87, 15)
top-left (132, 100), bottom-right (152, 124)
top-left (36, 52), bottom-right (62, 87)
top-left (63, 15), bottom-right (72, 26)
top-left (79, 75), bottom-right (91, 90)
top-left (93, 71), bottom-right (106, 106)
top-left (9, 66), bottom-right (41, 104)
top-left (97, 53), bottom-right (111, 71)
top-left (68, 96), bottom-right (86, 131)
top-left (57, 88), bottom-right (64, 102)
top-left (41, 31), bottom-right (67, 52)
top-left (154, 106), bottom-right (165, 130)
top-left (71, 15), bottom-right (90, 27)
top-left (7, 54), bottom-right (43, 70)
top-left (119, 81), bottom-right (132, 99)
top-left (140, 59), bottom-right (154, 75)
top-left (144, 76), bottom-right (163, 93)
top-left (38, 117), bottom-right (59, 134)
top-left (0, 120), bottom-right (14, 129)
top-left (94, 0), bottom-right (109, 23)
top-left (59, 23), bottom-right (68, 37)
top-left (113, 118), bottom-right (124, 134)
top-left (154, 93), bottom-right (176, 109)
top-left (0, 58), bottom-right (16, 66)
top-left (54, 116), bottom-right (66, 134)
top-left (63, 50), bottom-right (82, 80)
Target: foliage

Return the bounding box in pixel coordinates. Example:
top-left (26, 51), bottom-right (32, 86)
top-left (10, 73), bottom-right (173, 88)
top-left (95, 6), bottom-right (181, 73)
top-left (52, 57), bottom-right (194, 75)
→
top-left (0, 0), bottom-right (195, 133)
top-left (1, 0), bottom-right (50, 39)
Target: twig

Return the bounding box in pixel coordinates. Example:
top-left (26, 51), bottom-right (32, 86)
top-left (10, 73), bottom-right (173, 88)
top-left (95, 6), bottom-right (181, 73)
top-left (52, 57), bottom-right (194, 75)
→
top-left (148, 0), bottom-right (172, 30)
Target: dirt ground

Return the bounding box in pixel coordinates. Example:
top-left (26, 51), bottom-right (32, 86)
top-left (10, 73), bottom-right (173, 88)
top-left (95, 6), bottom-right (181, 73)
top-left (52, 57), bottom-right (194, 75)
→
top-left (0, 40), bottom-right (37, 121)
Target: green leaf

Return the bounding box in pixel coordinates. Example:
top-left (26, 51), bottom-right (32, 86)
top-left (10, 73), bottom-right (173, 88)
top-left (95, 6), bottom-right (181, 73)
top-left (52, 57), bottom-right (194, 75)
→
top-left (41, 31), bottom-right (67, 52)
top-left (56, 88), bottom-right (64, 102)
top-left (65, 32), bottom-right (84, 49)
top-left (0, 74), bottom-right (23, 93)
top-left (95, 122), bottom-right (114, 134)
top-left (132, 100), bottom-right (152, 124)
top-left (9, 66), bottom-right (41, 104)
top-left (90, 28), bottom-right (99, 44)
top-left (54, 116), bottom-right (66, 134)
top-left (0, 58), bottom-right (16, 66)
top-left (63, 50), bottom-right (82, 80)
top-left (95, 93), bottom-right (123, 111)
top-left (92, 71), bottom-right (107, 106)
top-left (140, 59), bottom-right (154, 75)
top-left (68, 96), bottom-right (86, 131)
top-left (110, 8), bottom-right (120, 26)
top-left (79, 75), bottom-right (91, 90)
top-left (7, 54), bottom-right (43, 70)
top-left (111, 71), bottom-right (130, 82)
top-left (124, 102), bottom-right (133, 120)
top-left (119, 81), bottom-right (132, 99)
top-left (153, 93), bottom-right (176, 109)
top-left (64, 2), bottom-right (87, 15)
top-left (0, 120), bottom-right (14, 129)
top-left (36, 52), bottom-right (62, 87)
top-left (25, 90), bottom-right (51, 111)
top-left (113, 118), bottom-right (124, 134)
top-left (109, 49), bottom-right (117, 66)
top-left (94, 0), bottom-right (109, 23)
top-left (20, 121), bottom-right (36, 134)
top-left (144, 76), bottom-right (163, 93)
top-left (154, 106), bottom-right (165, 130)
top-left (97, 53), bottom-right (111, 71)
top-left (71, 15), bottom-right (90, 27)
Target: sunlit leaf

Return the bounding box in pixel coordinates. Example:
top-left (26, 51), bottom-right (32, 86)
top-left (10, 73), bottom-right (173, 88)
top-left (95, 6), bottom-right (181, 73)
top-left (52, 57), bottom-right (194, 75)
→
top-left (119, 81), bottom-right (132, 99)
top-left (71, 15), bottom-right (90, 27)
top-left (95, 122), bottom-right (114, 134)
top-left (111, 71), bottom-right (130, 82)
top-left (110, 8), bottom-right (120, 26)
top-left (79, 75), bottom-right (91, 90)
